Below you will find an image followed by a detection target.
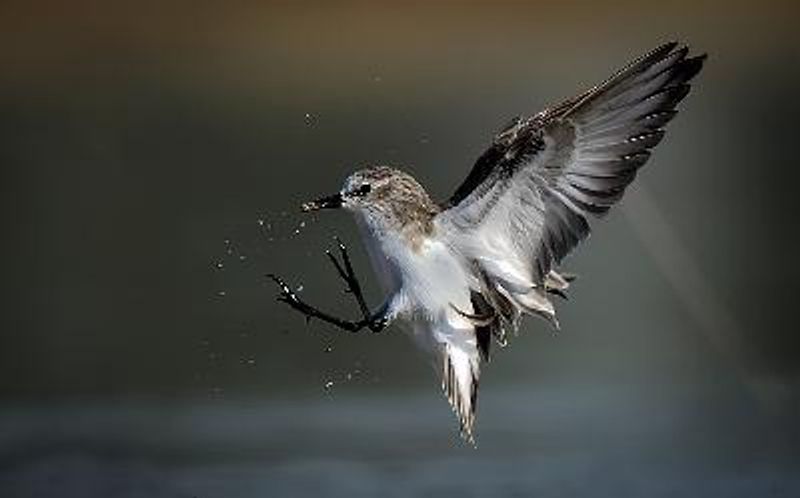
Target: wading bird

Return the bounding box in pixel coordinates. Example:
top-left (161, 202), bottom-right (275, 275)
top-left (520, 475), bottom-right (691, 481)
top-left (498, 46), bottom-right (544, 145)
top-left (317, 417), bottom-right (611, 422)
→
top-left (270, 42), bottom-right (705, 443)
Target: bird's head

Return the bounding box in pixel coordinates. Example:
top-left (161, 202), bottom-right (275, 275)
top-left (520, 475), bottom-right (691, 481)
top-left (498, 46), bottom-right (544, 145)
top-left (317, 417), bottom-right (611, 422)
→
top-left (301, 166), bottom-right (440, 234)
top-left (301, 166), bottom-right (429, 212)
top-left (301, 166), bottom-right (388, 213)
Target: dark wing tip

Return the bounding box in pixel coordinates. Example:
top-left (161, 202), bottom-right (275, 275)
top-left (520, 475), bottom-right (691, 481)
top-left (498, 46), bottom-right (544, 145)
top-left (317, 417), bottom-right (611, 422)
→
top-left (625, 41), bottom-right (680, 73)
top-left (662, 44), bottom-right (707, 84)
top-left (679, 54), bottom-right (707, 81)
top-left (651, 41), bottom-right (680, 57)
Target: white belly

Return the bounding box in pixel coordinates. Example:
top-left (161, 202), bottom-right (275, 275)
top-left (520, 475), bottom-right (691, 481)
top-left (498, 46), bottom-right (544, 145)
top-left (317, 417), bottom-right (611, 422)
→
top-left (356, 214), bottom-right (477, 348)
top-left (394, 237), bottom-right (472, 318)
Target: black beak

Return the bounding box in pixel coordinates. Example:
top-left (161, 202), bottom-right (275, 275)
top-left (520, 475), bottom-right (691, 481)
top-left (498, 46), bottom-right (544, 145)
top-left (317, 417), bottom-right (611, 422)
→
top-left (301, 193), bottom-right (342, 212)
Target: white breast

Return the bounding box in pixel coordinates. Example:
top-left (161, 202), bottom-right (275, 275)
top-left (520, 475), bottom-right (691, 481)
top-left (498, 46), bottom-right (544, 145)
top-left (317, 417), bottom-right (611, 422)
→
top-left (357, 214), bottom-right (475, 326)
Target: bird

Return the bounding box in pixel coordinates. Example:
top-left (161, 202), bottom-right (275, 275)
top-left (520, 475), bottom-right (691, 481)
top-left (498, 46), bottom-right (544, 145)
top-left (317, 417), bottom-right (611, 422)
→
top-left (270, 42), bottom-right (705, 444)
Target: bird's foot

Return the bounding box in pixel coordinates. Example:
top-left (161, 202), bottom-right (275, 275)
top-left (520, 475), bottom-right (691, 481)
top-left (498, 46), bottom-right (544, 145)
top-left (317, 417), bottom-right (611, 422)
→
top-left (269, 237), bottom-right (386, 334)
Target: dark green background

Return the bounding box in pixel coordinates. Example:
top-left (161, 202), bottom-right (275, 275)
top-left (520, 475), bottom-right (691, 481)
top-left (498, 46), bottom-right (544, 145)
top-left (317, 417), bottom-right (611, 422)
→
top-left (1, 1), bottom-right (798, 496)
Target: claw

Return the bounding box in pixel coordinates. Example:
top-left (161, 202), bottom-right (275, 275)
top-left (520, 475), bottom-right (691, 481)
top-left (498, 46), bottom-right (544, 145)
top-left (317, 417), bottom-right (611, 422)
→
top-left (369, 317), bottom-right (388, 333)
top-left (333, 235), bottom-right (346, 252)
top-left (267, 273), bottom-right (290, 293)
top-left (268, 273), bottom-right (304, 308)
top-left (268, 236), bottom-right (384, 334)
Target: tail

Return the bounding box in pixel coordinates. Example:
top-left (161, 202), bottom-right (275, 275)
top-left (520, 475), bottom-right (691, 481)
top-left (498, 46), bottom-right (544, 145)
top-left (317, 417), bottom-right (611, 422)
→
top-left (435, 272), bottom-right (576, 443)
top-left (439, 342), bottom-right (480, 445)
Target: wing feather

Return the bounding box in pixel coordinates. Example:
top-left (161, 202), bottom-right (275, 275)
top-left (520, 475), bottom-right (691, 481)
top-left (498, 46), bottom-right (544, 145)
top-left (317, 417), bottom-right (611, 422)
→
top-left (440, 42), bottom-right (705, 323)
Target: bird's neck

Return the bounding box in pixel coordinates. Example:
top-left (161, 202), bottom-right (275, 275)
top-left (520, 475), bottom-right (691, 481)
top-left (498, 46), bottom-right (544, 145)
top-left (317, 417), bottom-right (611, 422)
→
top-left (366, 194), bottom-right (440, 250)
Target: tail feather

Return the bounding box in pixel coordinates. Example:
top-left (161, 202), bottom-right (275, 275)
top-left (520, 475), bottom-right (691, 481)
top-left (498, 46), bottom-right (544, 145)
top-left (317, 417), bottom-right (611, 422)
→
top-left (440, 344), bottom-right (480, 445)
top-left (435, 270), bottom-right (576, 443)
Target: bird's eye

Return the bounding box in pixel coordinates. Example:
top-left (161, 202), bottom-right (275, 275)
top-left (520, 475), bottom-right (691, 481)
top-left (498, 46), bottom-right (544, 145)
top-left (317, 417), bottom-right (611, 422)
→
top-left (353, 183), bottom-right (371, 196)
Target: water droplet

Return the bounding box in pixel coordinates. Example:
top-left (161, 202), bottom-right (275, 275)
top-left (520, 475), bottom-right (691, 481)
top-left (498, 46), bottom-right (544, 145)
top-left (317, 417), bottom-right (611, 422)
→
top-left (214, 261), bottom-right (224, 270)
top-left (238, 254), bottom-right (247, 262)
top-left (299, 221), bottom-right (306, 228)
top-left (216, 290), bottom-right (226, 297)
top-left (223, 238), bottom-right (231, 246)
top-left (420, 136), bottom-right (430, 144)
top-left (323, 379), bottom-right (334, 391)
top-left (303, 112), bottom-right (316, 125)
top-left (295, 284), bottom-right (304, 293)
top-left (323, 345), bottom-right (333, 353)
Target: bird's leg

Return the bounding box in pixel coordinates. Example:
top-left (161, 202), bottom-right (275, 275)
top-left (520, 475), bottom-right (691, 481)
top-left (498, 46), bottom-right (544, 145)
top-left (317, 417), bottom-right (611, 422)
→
top-left (324, 237), bottom-right (386, 331)
top-left (324, 237), bottom-right (388, 332)
top-left (269, 238), bottom-right (387, 333)
top-left (268, 274), bottom-right (369, 332)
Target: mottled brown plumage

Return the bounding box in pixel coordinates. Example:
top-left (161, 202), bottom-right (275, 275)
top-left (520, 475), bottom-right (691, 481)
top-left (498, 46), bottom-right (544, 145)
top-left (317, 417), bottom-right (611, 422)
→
top-left (344, 166), bottom-right (441, 249)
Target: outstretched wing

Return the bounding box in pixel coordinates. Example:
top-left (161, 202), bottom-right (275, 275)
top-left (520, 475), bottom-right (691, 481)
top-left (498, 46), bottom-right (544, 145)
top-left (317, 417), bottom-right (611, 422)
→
top-left (440, 42), bottom-right (705, 319)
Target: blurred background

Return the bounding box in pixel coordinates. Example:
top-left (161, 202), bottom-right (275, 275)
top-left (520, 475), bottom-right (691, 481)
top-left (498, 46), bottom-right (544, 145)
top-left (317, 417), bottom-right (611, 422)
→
top-left (1, 1), bottom-right (799, 496)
